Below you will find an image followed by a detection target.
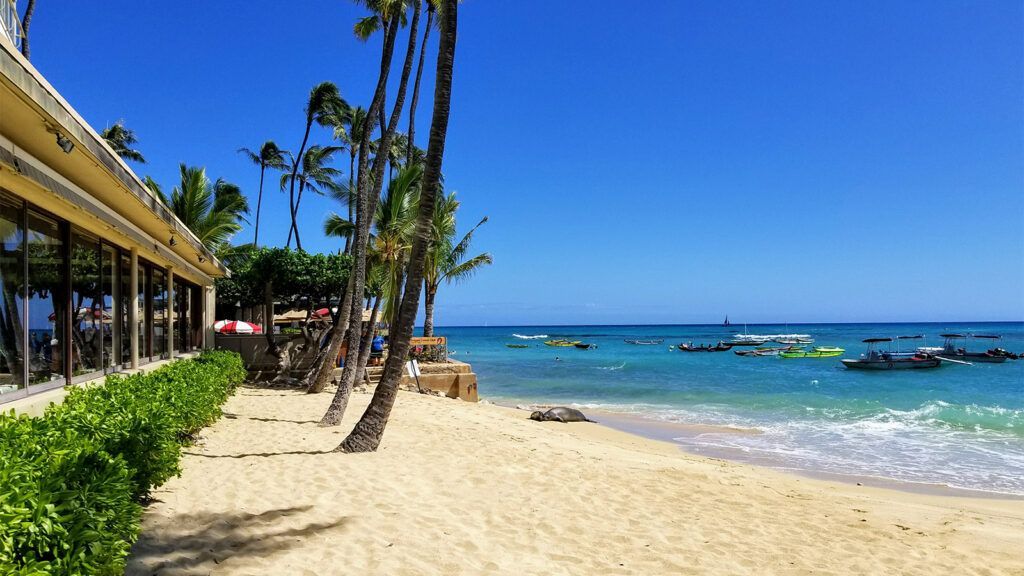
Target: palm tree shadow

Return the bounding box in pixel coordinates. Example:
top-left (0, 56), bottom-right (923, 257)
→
top-left (126, 505), bottom-right (348, 574)
top-left (222, 412), bottom-right (320, 425)
top-left (183, 450), bottom-right (332, 459)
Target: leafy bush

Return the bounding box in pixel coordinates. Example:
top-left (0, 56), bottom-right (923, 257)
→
top-left (0, 351), bottom-right (245, 575)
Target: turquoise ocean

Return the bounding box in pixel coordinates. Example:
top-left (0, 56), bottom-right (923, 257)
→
top-left (441, 322), bottom-right (1024, 495)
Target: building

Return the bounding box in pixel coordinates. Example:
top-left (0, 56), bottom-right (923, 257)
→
top-left (0, 1), bottom-right (228, 410)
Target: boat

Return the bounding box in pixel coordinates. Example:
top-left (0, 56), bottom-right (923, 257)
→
top-left (624, 338), bottom-right (664, 345)
top-left (841, 338), bottom-right (943, 370)
top-left (734, 345), bottom-right (799, 356)
top-left (544, 339), bottom-right (580, 347)
top-left (678, 341), bottom-right (733, 352)
top-left (780, 346), bottom-right (844, 359)
top-left (936, 334), bottom-right (1008, 364)
top-left (574, 343), bottom-right (596, 350)
top-left (723, 315), bottom-right (731, 327)
top-left (506, 344), bottom-right (529, 349)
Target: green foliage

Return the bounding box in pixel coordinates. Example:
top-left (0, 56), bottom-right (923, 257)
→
top-left (214, 247), bottom-right (351, 312)
top-left (0, 351), bottom-right (244, 575)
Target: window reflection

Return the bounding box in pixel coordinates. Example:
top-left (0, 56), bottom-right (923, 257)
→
top-left (0, 197), bottom-right (24, 397)
top-left (70, 231), bottom-right (102, 376)
top-left (152, 267), bottom-right (166, 359)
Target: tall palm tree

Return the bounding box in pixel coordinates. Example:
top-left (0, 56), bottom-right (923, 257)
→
top-left (238, 141), bottom-right (288, 247)
top-left (19, 0), bottom-right (35, 59)
top-left (101, 121), bottom-right (146, 164)
top-left (282, 145), bottom-right (343, 250)
top-left (286, 82), bottom-right (348, 250)
top-left (331, 106), bottom-right (369, 254)
top-left (407, 0), bottom-right (438, 163)
top-left (372, 164), bottom-right (421, 331)
top-left (422, 192), bottom-right (491, 337)
top-left (166, 164), bottom-right (249, 255)
top-left (340, 0), bottom-right (459, 452)
top-left (319, 0), bottom-right (422, 424)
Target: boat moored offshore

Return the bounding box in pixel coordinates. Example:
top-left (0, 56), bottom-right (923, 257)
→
top-left (841, 338), bottom-right (943, 370)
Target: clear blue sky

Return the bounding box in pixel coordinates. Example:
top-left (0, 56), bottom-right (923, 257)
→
top-left (28, 1), bottom-right (1023, 325)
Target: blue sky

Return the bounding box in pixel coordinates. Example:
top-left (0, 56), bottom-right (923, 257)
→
top-left (28, 1), bottom-right (1023, 325)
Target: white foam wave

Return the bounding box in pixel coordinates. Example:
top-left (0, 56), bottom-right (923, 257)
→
top-left (512, 333), bottom-right (549, 339)
top-left (596, 362), bottom-right (627, 371)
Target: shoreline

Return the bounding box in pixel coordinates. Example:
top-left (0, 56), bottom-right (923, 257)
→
top-left (494, 398), bottom-right (1024, 500)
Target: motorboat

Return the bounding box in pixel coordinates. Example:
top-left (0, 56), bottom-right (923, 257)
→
top-left (937, 334), bottom-right (1008, 364)
top-left (841, 338), bottom-right (943, 370)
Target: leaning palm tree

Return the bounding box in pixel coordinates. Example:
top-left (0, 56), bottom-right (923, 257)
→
top-left (340, 0), bottom-right (459, 452)
top-left (166, 164), bottom-right (249, 255)
top-left (282, 145), bottom-right (343, 250)
top-left (422, 192), bottom-right (491, 337)
top-left (407, 0), bottom-right (439, 163)
top-left (238, 141), bottom-right (289, 247)
top-left (101, 121), bottom-right (146, 163)
top-left (286, 82), bottom-right (348, 250)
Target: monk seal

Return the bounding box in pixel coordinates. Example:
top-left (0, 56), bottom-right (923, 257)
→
top-left (529, 407), bottom-right (596, 423)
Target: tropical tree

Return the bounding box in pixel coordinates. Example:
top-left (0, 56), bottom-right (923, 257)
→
top-left (332, 106), bottom-right (369, 254)
top-left (238, 141), bottom-right (289, 247)
top-left (315, 0), bottom-right (422, 414)
top-left (282, 145), bottom-right (344, 250)
top-left (286, 82), bottom-right (348, 251)
top-left (101, 121), bottom-right (146, 164)
top-left (407, 0), bottom-right (438, 163)
top-left (372, 164), bottom-right (421, 330)
top-left (422, 192), bottom-right (491, 337)
top-left (166, 164), bottom-right (249, 255)
top-left (339, 0), bottom-right (459, 452)
top-left (143, 176), bottom-right (166, 203)
top-left (19, 0), bottom-right (35, 59)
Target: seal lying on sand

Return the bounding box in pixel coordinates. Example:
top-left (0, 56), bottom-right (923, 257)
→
top-left (529, 407), bottom-right (596, 423)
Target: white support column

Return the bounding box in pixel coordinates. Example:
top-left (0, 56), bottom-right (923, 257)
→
top-left (129, 248), bottom-right (139, 369)
top-left (205, 284), bottom-right (216, 349)
top-left (166, 266), bottom-right (175, 360)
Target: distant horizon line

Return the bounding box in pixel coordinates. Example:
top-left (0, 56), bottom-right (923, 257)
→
top-left (427, 320), bottom-right (1024, 329)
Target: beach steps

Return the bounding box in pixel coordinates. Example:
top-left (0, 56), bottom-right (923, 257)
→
top-left (331, 360), bottom-right (479, 402)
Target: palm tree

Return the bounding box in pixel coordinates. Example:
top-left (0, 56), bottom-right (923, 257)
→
top-left (372, 164), bottom-right (421, 331)
top-left (101, 121), bottom-right (146, 163)
top-left (282, 145), bottom-right (344, 250)
top-left (422, 192), bottom-right (491, 337)
top-left (143, 175), bottom-right (167, 203)
top-left (331, 106), bottom-right (369, 254)
top-left (286, 82), bottom-right (348, 251)
top-left (319, 0), bottom-right (422, 425)
top-left (407, 0), bottom-right (438, 163)
top-left (19, 0), bottom-right (35, 59)
top-left (238, 141), bottom-right (289, 247)
top-left (166, 164), bottom-right (249, 255)
top-left (340, 0), bottom-right (459, 452)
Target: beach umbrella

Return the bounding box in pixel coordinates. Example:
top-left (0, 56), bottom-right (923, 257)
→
top-left (313, 307), bottom-right (331, 318)
top-left (215, 320), bottom-right (262, 334)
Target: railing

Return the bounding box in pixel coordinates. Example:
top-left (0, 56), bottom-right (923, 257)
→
top-left (0, 0), bottom-right (23, 51)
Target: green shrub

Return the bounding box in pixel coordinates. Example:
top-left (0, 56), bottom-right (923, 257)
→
top-left (0, 351), bottom-right (244, 575)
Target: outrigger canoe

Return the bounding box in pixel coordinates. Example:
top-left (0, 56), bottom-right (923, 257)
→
top-left (544, 339), bottom-right (580, 347)
top-left (506, 344), bottom-right (529, 349)
top-left (678, 341), bottom-right (733, 352)
top-left (780, 346), bottom-right (844, 359)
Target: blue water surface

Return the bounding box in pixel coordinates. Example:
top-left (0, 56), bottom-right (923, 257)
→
top-left (442, 322), bottom-right (1024, 494)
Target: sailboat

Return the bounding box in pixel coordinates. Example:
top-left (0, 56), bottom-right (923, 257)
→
top-left (723, 315), bottom-right (731, 327)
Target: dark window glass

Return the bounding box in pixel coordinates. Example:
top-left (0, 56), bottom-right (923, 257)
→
top-left (140, 263), bottom-right (150, 360)
top-left (120, 254), bottom-right (132, 364)
top-left (190, 284), bottom-right (203, 350)
top-left (27, 211), bottom-right (66, 385)
top-left (152, 267), bottom-right (167, 359)
top-left (175, 279), bottom-right (188, 352)
top-left (70, 231), bottom-right (101, 376)
top-left (0, 196), bottom-right (24, 397)
top-left (101, 244), bottom-right (117, 371)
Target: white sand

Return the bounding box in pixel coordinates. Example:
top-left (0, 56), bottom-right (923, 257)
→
top-left (127, 387), bottom-right (1024, 575)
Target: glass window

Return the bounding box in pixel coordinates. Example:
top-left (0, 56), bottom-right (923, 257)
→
top-left (120, 253), bottom-right (132, 364)
top-left (175, 279), bottom-right (189, 353)
top-left (101, 244), bottom-right (118, 371)
top-left (0, 196), bottom-right (25, 398)
top-left (70, 231), bottom-right (101, 376)
top-left (152, 267), bottom-right (167, 359)
top-left (190, 284), bottom-right (203, 350)
top-left (26, 211), bottom-right (67, 386)
top-left (140, 263), bottom-right (150, 360)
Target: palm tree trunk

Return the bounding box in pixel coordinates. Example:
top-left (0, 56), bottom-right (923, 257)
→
top-left (340, 0), bottom-right (458, 453)
top-left (408, 3), bottom-right (433, 163)
top-left (344, 152), bottom-right (355, 254)
top-left (324, 2), bottom-right (423, 423)
top-left (287, 121), bottom-right (314, 249)
top-left (423, 285), bottom-right (437, 337)
top-left (20, 0), bottom-right (35, 59)
top-left (355, 296), bottom-right (382, 384)
top-left (292, 181), bottom-right (307, 251)
top-left (320, 13), bottom-right (401, 425)
top-left (253, 164), bottom-right (265, 246)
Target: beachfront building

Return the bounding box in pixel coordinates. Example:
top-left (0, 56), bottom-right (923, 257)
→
top-left (0, 4), bottom-right (227, 410)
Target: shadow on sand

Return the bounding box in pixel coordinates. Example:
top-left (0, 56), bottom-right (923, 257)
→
top-left (126, 505), bottom-right (348, 574)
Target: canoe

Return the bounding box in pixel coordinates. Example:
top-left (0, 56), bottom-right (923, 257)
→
top-left (780, 346), bottom-right (845, 359)
top-left (624, 339), bottom-right (664, 345)
top-left (506, 344), bottom-right (529, 349)
top-left (544, 339), bottom-right (580, 347)
top-left (678, 342), bottom-right (733, 352)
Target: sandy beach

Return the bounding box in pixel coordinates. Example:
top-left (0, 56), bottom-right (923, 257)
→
top-left (127, 387), bottom-right (1024, 575)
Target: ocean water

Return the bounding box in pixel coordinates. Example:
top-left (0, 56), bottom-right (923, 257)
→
top-left (442, 322), bottom-right (1024, 495)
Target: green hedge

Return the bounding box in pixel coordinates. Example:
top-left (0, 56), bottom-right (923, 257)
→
top-left (0, 351), bottom-right (245, 575)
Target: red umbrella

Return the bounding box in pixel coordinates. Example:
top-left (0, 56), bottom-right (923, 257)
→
top-left (214, 320), bottom-right (263, 334)
top-left (313, 308), bottom-right (331, 318)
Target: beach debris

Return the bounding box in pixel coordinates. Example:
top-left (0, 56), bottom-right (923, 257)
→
top-left (529, 407), bottom-right (596, 423)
